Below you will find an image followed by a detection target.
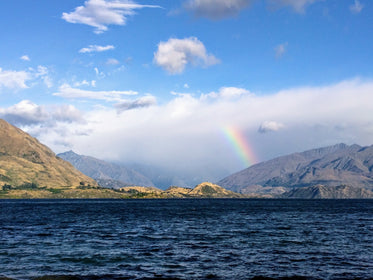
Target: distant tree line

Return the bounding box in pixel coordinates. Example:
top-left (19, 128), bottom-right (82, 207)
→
top-left (1, 182), bottom-right (38, 191)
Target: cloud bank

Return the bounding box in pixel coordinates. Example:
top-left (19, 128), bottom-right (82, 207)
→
top-left (8, 79), bottom-right (372, 184)
top-left (62, 0), bottom-right (161, 34)
top-left (154, 37), bottom-right (220, 74)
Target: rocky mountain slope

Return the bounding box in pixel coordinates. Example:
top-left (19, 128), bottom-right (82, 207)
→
top-left (0, 119), bottom-right (97, 189)
top-left (58, 151), bottom-right (154, 188)
top-left (281, 185), bottom-right (373, 199)
top-left (218, 143), bottom-right (373, 195)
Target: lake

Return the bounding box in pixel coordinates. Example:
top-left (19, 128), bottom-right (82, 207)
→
top-left (1, 199), bottom-right (373, 280)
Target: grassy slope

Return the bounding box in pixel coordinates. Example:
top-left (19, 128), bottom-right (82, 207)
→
top-left (0, 182), bottom-right (246, 199)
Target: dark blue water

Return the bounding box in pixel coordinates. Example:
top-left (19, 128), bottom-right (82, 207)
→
top-left (1, 199), bottom-right (373, 280)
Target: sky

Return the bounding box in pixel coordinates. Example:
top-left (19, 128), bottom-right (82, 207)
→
top-left (0, 0), bottom-right (372, 185)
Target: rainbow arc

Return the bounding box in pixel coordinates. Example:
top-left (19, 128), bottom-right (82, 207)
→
top-left (222, 127), bottom-right (258, 168)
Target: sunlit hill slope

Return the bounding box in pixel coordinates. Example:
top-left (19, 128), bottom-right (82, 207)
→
top-left (0, 119), bottom-right (97, 190)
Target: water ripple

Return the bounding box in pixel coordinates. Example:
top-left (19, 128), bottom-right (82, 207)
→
top-left (1, 199), bottom-right (373, 280)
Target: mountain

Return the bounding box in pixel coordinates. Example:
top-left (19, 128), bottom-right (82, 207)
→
top-left (57, 151), bottom-right (154, 188)
top-left (218, 143), bottom-right (373, 195)
top-left (187, 182), bottom-right (242, 198)
top-left (281, 185), bottom-right (373, 199)
top-left (0, 119), bottom-right (97, 189)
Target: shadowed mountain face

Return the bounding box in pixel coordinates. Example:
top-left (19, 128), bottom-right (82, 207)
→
top-left (218, 143), bottom-right (373, 194)
top-left (281, 185), bottom-right (373, 199)
top-left (0, 119), bottom-right (97, 188)
top-left (57, 151), bottom-right (154, 188)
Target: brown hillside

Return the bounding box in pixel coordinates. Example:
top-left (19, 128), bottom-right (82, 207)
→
top-left (189, 182), bottom-right (242, 198)
top-left (0, 119), bottom-right (97, 188)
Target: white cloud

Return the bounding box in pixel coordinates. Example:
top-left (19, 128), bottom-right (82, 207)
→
top-left (350, 0), bottom-right (363, 14)
top-left (154, 37), bottom-right (220, 74)
top-left (106, 58), bottom-right (120, 65)
top-left (62, 0), bottom-right (161, 34)
top-left (0, 68), bottom-right (31, 90)
top-left (202, 87), bottom-right (251, 99)
top-left (184, 0), bottom-right (251, 19)
top-left (73, 80), bottom-right (96, 87)
top-left (53, 84), bottom-right (138, 101)
top-left (274, 42), bottom-right (288, 59)
top-left (20, 55), bottom-right (30, 61)
top-left (258, 121), bottom-right (285, 133)
top-left (0, 100), bottom-right (48, 125)
top-left (0, 100), bottom-right (85, 127)
top-left (52, 104), bottom-right (85, 123)
top-left (0, 101), bottom-right (87, 148)
top-left (0, 66), bottom-right (52, 91)
top-left (34, 65), bottom-right (53, 88)
top-left (268, 0), bottom-right (322, 13)
top-left (94, 67), bottom-right (106, 78)
top-left (79, 45), bottom-right (115, 53)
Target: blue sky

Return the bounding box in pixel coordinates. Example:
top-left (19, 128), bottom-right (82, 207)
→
top-left (0, 0), bottom-right (372, 185)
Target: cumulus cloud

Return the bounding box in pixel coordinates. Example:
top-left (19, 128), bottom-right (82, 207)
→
top-left (53, 84), bottom-right (138, 101)
top-left (79, 45), bottom-right (115, 53)
top-left (258, 121), bottom-right (285, 133)
top-left (0, 100), bottom-right (49, 125)
top-left (184, 0), bottom-right (251, 19)
top-left (115, 95), bottom-right (157, 112)
top-left (62, 0), bottom-right (161, 34)
top-left (20, 55), bottom-right (30, 61)
top-left (0, 68), bottom-right (31, 90)
top-left (154, 37), bottom-right (220, 74)
top-left (268, 0), bottom-right (322, 13)
top-left (0, 66), bottom-right (51, 91)
top-left (274, 42), bottom-right (288, 59)
top-left (350, 0), bottom-right (363, 14)
top-left (0, 100), bottom-right (85, 126)
top-left (0, 101), bottom-right (87, 147)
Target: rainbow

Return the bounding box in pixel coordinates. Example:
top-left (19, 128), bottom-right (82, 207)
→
top-left (222, 127), bottom-right (258, 167)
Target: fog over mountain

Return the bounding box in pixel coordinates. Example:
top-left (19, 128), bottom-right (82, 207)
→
top-left (58, 151), bottom-right (154, 188)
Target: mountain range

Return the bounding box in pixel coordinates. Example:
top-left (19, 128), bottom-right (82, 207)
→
top-left (1, 118), bottom-right (372, 199)
top-left (0, 119), bottom-right (242, 199)
top-left (57, 151), bottom-right (154, 188)
top-left (218, 143), bottom-right (373, 195)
